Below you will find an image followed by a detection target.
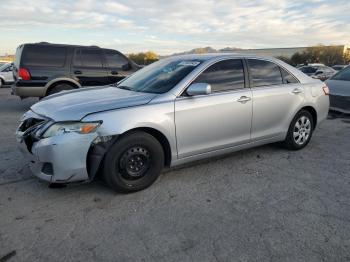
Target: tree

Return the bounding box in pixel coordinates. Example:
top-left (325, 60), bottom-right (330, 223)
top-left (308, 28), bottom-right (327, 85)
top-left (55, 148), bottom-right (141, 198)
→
top-left (290, 45), bottom-right (347, 66)
top-left (275, 56), bottom-right (292, 65)
top-left (128, 51), bottom-right (159, 65)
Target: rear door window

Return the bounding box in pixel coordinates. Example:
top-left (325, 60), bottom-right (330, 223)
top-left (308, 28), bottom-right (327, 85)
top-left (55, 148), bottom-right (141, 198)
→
top-left (248, 59), bottom-right (283, 87)
top-left (75, 48), bottom-right (103, 68)
top-left (104, 49), bottom-right (129, 68)
top-left (22, 45), bottom-right (67, 67)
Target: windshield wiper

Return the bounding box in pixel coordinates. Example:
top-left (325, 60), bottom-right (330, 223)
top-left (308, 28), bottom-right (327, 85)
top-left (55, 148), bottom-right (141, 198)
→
top-left (117, 85), bottom-right (132, 91)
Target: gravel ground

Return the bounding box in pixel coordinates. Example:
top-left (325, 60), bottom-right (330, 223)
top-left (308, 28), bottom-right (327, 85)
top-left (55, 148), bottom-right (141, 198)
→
top-left (0, 88), bottom-right (349, 262)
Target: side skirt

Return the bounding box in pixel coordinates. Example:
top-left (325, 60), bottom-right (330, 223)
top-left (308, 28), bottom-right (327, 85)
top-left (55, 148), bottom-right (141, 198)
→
top-left (170, 135), bottom-right (284, 167)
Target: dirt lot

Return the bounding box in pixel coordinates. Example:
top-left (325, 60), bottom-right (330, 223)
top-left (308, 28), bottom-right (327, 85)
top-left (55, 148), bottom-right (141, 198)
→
top-left (0, 87), bottom-right (349, 262)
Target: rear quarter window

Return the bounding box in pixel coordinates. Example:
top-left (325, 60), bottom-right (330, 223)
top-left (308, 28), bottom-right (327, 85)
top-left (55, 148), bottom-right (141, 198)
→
top-left (22, 45), bottom-right (67, 67)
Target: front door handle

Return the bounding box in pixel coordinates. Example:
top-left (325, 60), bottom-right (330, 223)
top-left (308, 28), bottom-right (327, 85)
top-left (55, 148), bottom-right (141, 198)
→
top-left (292, 88), bottom-right (303, 94)
top-left (74, 70), bottom-right (82, 75)
top-left (237, 96), bottom-right (251, 103)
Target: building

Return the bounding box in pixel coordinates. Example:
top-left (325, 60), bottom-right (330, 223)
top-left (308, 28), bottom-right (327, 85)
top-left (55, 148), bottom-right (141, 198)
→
top-left (232, 45), bottom-right (350, 59)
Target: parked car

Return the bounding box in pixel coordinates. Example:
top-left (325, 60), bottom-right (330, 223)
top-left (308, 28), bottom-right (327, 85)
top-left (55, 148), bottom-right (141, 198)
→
top-left (0, 63), bottom-right (14, 88)
top-left (298, 65), bottom-right (336, 81)
top-left (326, 65), bottom-right (350, 113)
top-left (16, 54), bottom-right (329, 192)
top-left (12, 42), bottom-right (140, 98)
top-left (332, 65), bottom-right (348, 71)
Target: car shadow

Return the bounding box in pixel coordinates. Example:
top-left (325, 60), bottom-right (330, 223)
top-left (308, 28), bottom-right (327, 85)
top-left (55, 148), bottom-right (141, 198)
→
top-left (327, 110), bottom-right (350, 123)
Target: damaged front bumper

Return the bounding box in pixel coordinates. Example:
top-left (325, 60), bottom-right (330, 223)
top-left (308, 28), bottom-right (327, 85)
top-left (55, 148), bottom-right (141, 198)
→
top-left (16, 111), bottom-right (114, 184)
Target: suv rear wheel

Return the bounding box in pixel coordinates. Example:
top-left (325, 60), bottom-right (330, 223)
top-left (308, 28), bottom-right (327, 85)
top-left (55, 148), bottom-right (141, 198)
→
top-left (47, 83), bottom-right (75, 96)
top-left (102, 131), bottom-right (164, 193)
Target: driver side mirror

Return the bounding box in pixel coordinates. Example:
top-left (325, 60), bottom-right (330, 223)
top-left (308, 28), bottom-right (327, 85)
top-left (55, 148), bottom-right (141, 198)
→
top-left (186, 83), bottom-right (211, 96)
top-left (315, 71), bottom-right (324, 75)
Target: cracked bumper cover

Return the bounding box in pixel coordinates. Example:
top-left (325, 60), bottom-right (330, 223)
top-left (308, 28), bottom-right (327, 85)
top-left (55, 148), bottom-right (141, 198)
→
top-left (17, 131), bottom-right (99, 183)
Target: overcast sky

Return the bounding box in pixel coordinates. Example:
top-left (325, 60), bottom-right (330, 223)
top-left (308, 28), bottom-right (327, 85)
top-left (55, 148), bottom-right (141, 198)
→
top-left (0, 0), bottom-right (349, 55)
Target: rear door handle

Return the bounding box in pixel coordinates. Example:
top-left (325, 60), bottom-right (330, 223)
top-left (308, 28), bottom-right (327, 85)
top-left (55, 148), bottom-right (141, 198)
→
top-left (74, 70), bottom-right (82, 75)
top-left (292, 88), bottom-right (303, 94)
top-left (237, 96), bottom-right (251, 103)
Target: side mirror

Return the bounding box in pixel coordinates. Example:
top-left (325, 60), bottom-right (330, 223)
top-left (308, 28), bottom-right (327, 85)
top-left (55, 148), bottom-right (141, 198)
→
top-left (315, 71), bottom-right (324, 75)
top-left (186, 83), bottom-right (211, 96)
top-left (122, 63), bottom-right (131, 71)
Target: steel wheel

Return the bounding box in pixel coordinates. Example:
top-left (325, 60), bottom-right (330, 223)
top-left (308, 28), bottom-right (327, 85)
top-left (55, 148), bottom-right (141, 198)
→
top-left (119, 146), bottom-right (150, 180)
top-left (102, 131), bottom-right (164, 193)
top-left (293, 116), bottom-right (311, 145)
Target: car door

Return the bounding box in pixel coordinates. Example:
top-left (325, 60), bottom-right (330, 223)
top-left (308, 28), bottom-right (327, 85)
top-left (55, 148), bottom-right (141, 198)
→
top-left (175, 59), bottom-right (253, 158)
top-left (247, 59), bottom-right (304, 141)
top-left (2, 64), bottom-right (14, 83)
top-left (103, 49), bottom-right (133, 84)
top-left (72, 48), bottom-right (109, 86)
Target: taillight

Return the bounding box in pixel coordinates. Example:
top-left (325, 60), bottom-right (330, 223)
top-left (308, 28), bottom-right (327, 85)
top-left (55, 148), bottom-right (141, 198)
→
top-left (322, 85), bottom-right (329, 95)
top-left (18, 68), bottom-right (31, 81)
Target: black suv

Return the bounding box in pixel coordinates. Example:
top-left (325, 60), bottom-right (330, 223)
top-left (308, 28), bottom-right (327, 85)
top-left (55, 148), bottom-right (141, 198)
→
top-left (12, 42), bottom-right (139, 98)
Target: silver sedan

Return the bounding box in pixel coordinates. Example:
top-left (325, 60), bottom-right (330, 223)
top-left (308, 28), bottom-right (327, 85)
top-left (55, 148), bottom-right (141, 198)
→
top-left (16, 54), bottom-right (329, 192)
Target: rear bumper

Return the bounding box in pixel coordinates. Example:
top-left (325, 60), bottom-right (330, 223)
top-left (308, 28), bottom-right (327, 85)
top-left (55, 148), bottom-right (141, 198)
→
top-left (12, 83), bottom-right (46, 98)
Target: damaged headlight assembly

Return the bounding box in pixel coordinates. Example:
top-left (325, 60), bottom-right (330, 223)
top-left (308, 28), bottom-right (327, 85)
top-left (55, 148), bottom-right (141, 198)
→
top-left (42, 121), bottom-right (102, 138)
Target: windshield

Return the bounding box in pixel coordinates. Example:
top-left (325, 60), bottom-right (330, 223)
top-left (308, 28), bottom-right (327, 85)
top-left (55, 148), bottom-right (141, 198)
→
top-left (114, 58), bottom-right (203, 94)
top-left (0, 63), bottom-right (10, 71)
top-left (300, 66), bottom-right (317, 74)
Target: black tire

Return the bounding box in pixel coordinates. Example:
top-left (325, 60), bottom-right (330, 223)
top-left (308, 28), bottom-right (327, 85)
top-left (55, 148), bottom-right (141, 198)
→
top-left (283, 110), bottom-right (314, 150)
top-left (47, 83), bottom-right (74, 96)
top-left (102, 131), bottom-right (164, 193)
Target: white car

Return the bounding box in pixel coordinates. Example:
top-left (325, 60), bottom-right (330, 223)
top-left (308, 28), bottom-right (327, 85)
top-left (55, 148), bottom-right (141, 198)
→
top-left (0, 63), bottom-right (14, 88)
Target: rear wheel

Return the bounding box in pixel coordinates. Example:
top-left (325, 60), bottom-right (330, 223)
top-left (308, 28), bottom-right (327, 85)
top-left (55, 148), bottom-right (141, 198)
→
top-left (283, 110), bottom-right (314, 150)
top-left (47, 83), bottom-right (74, 96)
top-left (102, 131), bottom-right (164, 193)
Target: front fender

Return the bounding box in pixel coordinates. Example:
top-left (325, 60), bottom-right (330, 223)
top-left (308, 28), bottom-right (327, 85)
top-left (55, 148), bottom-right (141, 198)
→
top-left (82, 101), bottom-right (177, 160)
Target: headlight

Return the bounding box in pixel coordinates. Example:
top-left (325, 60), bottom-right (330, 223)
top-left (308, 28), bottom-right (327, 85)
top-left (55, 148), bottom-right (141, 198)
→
top-left (42, 122), bottom-right (101, 138)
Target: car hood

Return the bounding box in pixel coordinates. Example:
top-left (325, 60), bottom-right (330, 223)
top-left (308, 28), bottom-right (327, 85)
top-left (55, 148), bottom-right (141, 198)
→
top-left (31, 86), bottom-right (157, 121)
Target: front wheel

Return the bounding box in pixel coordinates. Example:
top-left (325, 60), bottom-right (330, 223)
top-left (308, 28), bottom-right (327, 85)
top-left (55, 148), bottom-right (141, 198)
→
top-left (283, 110), bottom-right (314, 150)
top-left (102, 131), bottom-right (164, 193)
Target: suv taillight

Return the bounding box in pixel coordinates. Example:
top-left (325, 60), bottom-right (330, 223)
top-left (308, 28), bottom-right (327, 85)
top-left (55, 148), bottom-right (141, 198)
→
top-left (18, 68), bottom-right (31, 81)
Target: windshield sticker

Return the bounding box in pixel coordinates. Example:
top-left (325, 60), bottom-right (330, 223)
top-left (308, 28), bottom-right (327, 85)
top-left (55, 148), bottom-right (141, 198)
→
top-left (178, 61), bottom-right (200, 67)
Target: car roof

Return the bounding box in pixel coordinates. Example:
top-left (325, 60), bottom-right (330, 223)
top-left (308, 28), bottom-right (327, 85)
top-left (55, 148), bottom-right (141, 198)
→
top-left (164, 53), bottom-right (285, 62)
top-left (19, 42), bottom-right (102, 49)
top-left (163, 53), bottom-right (315, 84)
